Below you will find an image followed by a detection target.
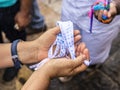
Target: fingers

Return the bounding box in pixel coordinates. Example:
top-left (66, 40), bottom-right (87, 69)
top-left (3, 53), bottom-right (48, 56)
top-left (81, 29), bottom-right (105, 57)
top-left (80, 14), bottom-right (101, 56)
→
top-left (75, 42), bottom-right (90, 67)
top-left (76, 42), bottom-right (86, 56)
top-left (75, 42), bottom-right (90, 60)
top-left (83, 48), bottom-right (90, 66)
top-left (79, 46), bottom-right (90, 66)
top-left (74, 30), bottom-right (81, 44)
top-left (73, 54), bottom-right (86, 67)
top-left (83, 48), bottom-right (90, 60)
top-left (108, 3), bottom-right (117, 17)
top-left (102, 10), bottom-right (113, 23)
top-left (94, 10), bottom-right (113, 23)
top-left (79, 42), bottom-right (86, 54)
top-left (48, 28), bottom-right (81, 44)
top-left (94, 2), bottom-right (117, 24)
top-left (49, 26), bottom-right (60, 35)
top-left (73, 64), bottom-right (88, 75)
top-left (72, 49), bottom-right (90, 74)
top-left (74, 45), bottom-right (89, 67)
top-left (71, 55), bottom-right (88, 75)
top-left (74, 30), bottom-right (80, 36)
top-left (49, 27), bottom-right (80, 36)
top-left (74, 35), bottom-right (81, 44)
top-left (98, 10), bottom-right (104, 22)
top-left (94, 10), bottom-right (110, 23)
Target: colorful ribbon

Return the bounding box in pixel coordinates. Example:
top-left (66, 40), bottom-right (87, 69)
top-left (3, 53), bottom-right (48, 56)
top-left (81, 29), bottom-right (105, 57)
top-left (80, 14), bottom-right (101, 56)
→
top-left (88, 0), bottom-right (110, 33)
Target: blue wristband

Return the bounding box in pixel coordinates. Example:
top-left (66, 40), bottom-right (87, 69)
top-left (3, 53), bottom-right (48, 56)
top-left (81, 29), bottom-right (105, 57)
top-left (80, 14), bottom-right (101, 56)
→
top-left (11, 39), bottom-right (23, 69)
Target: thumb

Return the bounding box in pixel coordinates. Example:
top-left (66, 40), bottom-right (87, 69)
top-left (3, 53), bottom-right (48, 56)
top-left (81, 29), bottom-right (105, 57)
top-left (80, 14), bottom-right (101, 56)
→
top-left (73, 54), bottom-right (86, 68)
top-left (71, 54), bottom-right (88, 75)
top-left (48, 26), bottom-right (61, 35)
top-left (83, 48), bottom-right (90, 60)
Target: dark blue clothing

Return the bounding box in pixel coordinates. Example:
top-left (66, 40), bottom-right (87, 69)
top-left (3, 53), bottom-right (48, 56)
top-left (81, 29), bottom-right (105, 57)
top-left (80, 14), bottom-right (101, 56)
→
top-left (0, 0), bottom-right (26, 82)
top-left (0, 0), bottom-right (26, 43)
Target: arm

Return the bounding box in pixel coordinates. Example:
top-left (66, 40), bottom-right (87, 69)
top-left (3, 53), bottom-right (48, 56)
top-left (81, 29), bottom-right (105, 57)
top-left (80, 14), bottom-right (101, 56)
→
top-left (0, 41), bottom-right (38, 68)
top-left (22, 53), bottom-right (89, 90)
top-left (0, 26), bottom-right (89, 89)
top-left (0, 27), bottom-right (60, 68)
top-left (22, 42), bottom-right (90, 90)
top-left (0, 27), bottom-right (81, 68)
top-left (21, 64), bottom-right (50, 90)
top-left (20, 0), bottom-right (33, 14)
top-left (0, 43), bottom-right (13, 68)
top-left (14, 0), bottom-right (33, 29)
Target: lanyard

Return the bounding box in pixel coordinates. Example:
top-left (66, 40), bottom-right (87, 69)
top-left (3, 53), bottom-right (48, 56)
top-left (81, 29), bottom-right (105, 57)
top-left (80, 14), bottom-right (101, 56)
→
top-left (48, 21), bottom-right (75, 59)
top-left (29, 21), bottom-right (75, 70)
top-left (30, 21), bottom-right (90, 70)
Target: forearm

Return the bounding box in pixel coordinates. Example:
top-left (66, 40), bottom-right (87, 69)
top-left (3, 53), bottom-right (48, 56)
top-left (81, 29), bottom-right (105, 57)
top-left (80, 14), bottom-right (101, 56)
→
top-left (22, 69), bottom-right (50, 90)
top-left (0, 41), bottom-right (38, 68)
top-left (0, 43), bottom-right (13, 68)
top-left (20, 0), bottom-right (33, 15)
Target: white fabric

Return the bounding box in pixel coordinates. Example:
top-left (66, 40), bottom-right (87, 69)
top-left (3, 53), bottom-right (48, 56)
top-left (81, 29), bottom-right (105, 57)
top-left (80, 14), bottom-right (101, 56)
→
top-left (29, 58), bottom-right (50, 70)
top-left (84, 60), bottom-right (90, 66)
top-left (30, 21), bottom-right (90, 70)
top-left (48, 21), bottom-right (75, 59)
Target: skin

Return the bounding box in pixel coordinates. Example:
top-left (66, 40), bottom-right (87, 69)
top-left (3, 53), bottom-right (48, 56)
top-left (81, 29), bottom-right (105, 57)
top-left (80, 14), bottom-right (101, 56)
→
top-left (21, 27), bottom-right (89, 90)
top-left (14, 0), bottom-right (33, 30)
top-left (94, 2), bottom-right (117, 24)
top-left (0, 27), bottom-right (81, 68)
top-left (0, 26), bottom-right (89, 90)
top-left (21, 44), bottom-right (89, 90)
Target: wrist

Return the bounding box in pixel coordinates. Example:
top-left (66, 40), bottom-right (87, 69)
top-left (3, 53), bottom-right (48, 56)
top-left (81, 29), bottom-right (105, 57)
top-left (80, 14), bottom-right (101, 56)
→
top-left (34, 69), bottom-right (51, 90)
top-left (39, 60), bottom-right (57, 79)
top-left (17, 41), bottom-right (38, 64)
top-left (37, 67), bottom-right (51, 81)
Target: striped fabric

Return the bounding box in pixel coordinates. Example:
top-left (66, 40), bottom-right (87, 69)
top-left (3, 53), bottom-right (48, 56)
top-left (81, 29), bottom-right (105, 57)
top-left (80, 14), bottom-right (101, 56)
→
top-left (61, 0), bottom-right (120, 65)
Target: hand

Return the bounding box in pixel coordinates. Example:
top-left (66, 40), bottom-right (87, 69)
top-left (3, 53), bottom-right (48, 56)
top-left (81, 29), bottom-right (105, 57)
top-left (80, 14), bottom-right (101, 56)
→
top-left (34, 27), bottom-right (81, 61)
top-left (17, 27), bottom-right (81, 64)
top-left (38, 43), bottom-right (89, 78)
top-left (21, 35), bottom-right (89, 90)
top-left (14, 11), bottom-right (31, 30)
top-left (94, 3), bottom-right (117, 24)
